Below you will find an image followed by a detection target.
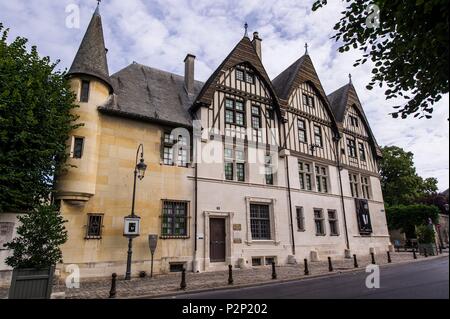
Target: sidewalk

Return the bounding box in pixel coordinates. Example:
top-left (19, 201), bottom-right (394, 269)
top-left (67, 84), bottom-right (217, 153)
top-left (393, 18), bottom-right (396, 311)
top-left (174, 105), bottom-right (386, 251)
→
top-left (1, 252), bottom-right (447, 299)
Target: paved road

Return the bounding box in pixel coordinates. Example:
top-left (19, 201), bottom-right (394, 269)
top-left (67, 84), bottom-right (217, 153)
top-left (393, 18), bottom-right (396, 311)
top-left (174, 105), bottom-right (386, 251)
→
top-left (168, 257), bottom-right (449, 299)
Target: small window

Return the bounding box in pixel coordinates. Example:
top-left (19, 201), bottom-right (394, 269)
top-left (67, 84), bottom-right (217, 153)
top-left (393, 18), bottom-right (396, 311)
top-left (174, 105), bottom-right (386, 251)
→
top-left (361, 176), bottom-right (371, 200)
top-left (299, 161), bottom-right (313, 191)
top-left (328, 210), bottom-right (339, 236)
top-left (251, 106), bottom-right (261, 129)
top-left (265, 155), bottom-right (274, 185)
top-left (303, 94), bottom-right (315, 108)
top-left (80, 80), bottom-right (90, 103)
top-left (347, 138), bottom-right (357, 158)
top-left (245, 72), bottom-right (255, 84)
top-left (298, 119), bottom-right (308, 144)
top-left (86, 214), bottom-right (103, 239)
top-left (313, 125), bottom-right (323, 147)
top-left (315, 165), bottom-right (329, 193)
top-left (252, 258), bottom-right (262, 267)
top-left (161, 201), bottom-right (188, 237)
top-left (170, 263), bottom-right (185, 273)
top-left (350, 115), bottom-right (359, 127)
top-left (359, 142), bottom-right (366, 161)
top-left (296, 207), bottom-right (305, 231)
top-left (73, 137), bottom-right (85, 159)
top-left (349, 173), bottom-right (360, 198)
top-left (236, 69), bottom-right (245, 81)
top-left (225, 162), bottom-right (234, 180)
top-left (236, 163), bottom-right (245, 182)
top-left (314, 209), bottom-right (325, 236)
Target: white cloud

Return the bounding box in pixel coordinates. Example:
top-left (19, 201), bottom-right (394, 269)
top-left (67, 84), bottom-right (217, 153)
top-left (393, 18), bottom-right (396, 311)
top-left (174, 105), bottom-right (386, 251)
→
top-left (1, 0), bottom-right (448, 190)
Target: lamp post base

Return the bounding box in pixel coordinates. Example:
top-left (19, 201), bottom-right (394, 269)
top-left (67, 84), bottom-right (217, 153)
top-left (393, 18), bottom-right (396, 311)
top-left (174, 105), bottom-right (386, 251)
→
top-left (125, 238), bottom-right (133, 280)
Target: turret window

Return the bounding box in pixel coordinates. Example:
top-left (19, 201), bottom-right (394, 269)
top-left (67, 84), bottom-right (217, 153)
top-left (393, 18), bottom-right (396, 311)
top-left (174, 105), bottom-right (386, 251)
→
top-left (80, 80), bottom-right (90, 103)
top-left (72, 137), bottom-right (85, 159)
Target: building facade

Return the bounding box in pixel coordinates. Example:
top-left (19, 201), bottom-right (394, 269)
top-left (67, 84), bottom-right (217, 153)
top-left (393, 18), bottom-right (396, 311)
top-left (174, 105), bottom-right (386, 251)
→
top-left (50, 6), bottom-right (390, 279)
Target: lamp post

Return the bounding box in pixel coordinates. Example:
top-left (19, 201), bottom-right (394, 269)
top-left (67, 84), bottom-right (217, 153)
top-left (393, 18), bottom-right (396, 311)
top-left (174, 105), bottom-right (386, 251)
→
top-left (124, 144), bottom-right (147, 280)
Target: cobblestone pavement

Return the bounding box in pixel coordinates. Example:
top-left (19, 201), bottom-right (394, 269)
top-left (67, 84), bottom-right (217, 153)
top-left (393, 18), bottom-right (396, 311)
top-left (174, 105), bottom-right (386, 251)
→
top-left (0, 252), bottom-right (447, 299)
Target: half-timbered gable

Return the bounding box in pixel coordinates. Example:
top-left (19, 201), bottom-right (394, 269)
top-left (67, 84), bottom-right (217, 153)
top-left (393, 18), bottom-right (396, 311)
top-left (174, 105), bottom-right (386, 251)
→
top-left (328, 83), bottom-right (382, 175)
top-left (192, 36), bottom-right (283, 148)
top-left (272, 54), bottom-right (340, 162)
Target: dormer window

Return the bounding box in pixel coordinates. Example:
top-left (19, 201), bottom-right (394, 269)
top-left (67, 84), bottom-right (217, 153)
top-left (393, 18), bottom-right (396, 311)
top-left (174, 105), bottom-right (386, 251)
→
top-left (236, 68), bottom-right (255, 84)
top-left (349, 115), bottom-right (359, 127)
top-left (80, 80), bottom-right (90, 103)
top-left (303, 94), bottom-right (315, 108)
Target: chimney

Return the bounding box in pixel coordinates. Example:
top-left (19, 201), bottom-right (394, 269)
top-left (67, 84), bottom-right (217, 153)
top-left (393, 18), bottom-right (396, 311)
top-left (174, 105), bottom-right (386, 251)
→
top-left (252, 32), bottom-right (262, 60)
top-left (184, 54), bottom-right (196, 95)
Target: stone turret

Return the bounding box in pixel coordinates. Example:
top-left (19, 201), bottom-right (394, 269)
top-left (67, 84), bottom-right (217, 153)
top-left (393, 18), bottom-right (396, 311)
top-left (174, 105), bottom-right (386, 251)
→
top-left (56, 4), bottom-right (111, 205)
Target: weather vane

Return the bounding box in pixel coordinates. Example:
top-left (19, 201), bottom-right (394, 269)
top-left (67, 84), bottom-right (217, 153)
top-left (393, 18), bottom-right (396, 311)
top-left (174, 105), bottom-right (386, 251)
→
top-left (305, 43), bottom-right (309, 55)
top-left (244, 22), bottom-right (249, 37)
top-left (349, 73), bottom-right (353, 84)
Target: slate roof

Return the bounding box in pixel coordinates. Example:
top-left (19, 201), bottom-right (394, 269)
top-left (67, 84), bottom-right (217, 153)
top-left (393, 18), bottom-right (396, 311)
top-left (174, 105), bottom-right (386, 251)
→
top-left (67, 6), bottom-right (112, 91)
top-left (98, 63), bottom-right (204, 127)
top-left (272, 55), bottom-right (307, 101)
top-left (327, 84), bottom-right (351, 123)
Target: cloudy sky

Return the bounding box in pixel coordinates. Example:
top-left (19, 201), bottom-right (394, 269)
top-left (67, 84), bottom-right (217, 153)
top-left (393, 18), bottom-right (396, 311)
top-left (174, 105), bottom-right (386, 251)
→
top-left (1, 0), bottom-right (448, 191)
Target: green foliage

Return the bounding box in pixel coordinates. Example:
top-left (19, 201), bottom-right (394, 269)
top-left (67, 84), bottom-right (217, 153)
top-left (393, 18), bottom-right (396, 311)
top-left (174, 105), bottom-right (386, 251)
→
top-left (415, 225), bottom-right (436, 244)
top-left (386, 204), bottom-right (439, 238)
top-left (380, 146), bottom-right (438, 206)
top-left (4, 205), bottom-right (68, 269)
top-left (312, 0), bottom-right (449, 119)
top-left (0, 23), bottom-right (78, 213)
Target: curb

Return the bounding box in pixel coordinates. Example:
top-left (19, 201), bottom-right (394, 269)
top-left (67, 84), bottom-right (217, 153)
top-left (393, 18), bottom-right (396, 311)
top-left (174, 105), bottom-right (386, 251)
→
top-left (119, 254), bottom-right (448, 300)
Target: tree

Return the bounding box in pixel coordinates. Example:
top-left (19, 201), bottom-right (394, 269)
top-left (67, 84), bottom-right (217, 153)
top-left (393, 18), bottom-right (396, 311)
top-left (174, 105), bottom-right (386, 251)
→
top-left (379, 146), bottom-right (438, 206)
top-left (312, 0), bottom-right (449, 119)
top-left (0, 23), bottom-right (78, 213)
top-left (4, 205), bottom-right (68, 269)
top-left (386, 204), bottom-right (439, 238)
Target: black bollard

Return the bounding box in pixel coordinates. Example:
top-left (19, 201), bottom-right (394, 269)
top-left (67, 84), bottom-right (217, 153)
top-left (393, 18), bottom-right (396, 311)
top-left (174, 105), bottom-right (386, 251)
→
top-left (439, 246), bottom-right (443, 254)
top-left (371, 252), bottom-right (376, 265)
top-left (180, 268), bottom-right (187, 290)
top-left (353, 254), bottom-right (359, 268)
top-left (424, 248), bottom-right (428, 258)
top-left (272, 262), bottom-right (277, 280)
top-left (304, 259), bottom-right (310, 276)
top-left (328, 257), bottom-right (333, 272)
top-left (387, 251), bottom-right (392, 263)
top-left (228, 265), bottom-right (234, 285)
top-left (109, 273), bottom-right (117, 299)
top-left (413, 249), bottom-right (417, 259)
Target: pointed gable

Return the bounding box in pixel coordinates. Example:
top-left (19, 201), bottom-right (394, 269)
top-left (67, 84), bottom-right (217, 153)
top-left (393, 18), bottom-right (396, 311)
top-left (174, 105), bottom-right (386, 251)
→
top-left (68, 6), bottom-right (112, 92)
top-left (272, 54), bottom-right (339, 134)
top-left (191, 36), bottom-right (281, 114)
top-left (328, 83), bottom-right (382, 157)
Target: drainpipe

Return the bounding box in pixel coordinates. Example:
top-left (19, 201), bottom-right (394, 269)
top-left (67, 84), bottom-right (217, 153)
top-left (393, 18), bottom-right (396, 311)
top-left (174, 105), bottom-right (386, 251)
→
top-left (281, 117), bottom-right (296, 256)
top-left (285, 155), bottom-right (296, 256)
top-left (335, 137), bottom-right (350, 250)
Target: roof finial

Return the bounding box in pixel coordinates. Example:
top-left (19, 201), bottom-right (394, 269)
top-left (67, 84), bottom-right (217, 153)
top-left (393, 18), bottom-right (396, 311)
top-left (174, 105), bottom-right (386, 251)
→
top-left (349, 73), bottom-right (353, 84)
top-left (244, 22), bottom-right (249, 38)
top-left (305, 43), bottom-right (309, 55)
top-left (94, 0), bottom-right (101, 14)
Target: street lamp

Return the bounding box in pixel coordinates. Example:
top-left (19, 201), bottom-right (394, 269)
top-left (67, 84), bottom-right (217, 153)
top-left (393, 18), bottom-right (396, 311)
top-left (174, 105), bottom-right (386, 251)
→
top-left (124, 144), bottom-right (147, 280)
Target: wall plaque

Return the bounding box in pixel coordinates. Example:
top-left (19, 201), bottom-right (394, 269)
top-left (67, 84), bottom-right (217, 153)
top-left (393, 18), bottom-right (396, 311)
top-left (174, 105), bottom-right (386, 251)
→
top-left (233, 224), bottom-right (242, 231)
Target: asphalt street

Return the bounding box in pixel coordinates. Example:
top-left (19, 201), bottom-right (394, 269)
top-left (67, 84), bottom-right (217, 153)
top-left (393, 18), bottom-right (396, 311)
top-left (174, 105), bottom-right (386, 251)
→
top-left (167, 257), bottom-right (449, 299)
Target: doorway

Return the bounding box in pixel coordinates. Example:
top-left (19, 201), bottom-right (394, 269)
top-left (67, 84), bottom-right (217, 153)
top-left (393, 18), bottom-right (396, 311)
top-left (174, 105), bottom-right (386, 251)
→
top-left (209, 218), bottom-right (226, 262)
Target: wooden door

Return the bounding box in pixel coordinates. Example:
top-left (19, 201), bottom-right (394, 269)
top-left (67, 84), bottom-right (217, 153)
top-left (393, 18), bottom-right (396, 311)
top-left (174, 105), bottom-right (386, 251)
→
top-left (210, 219), bottom-right (226, 262)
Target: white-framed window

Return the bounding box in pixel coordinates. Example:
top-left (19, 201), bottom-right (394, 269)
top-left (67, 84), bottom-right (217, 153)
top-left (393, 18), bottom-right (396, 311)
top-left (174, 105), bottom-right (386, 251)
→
top-left (313, 125), bottom-right (323, 147)
top-left (328, 210), bottom-right (339, 236)
top-left (315, 165), bottom-right (329, 193)
top-left (250, 204), bottom-right (271, 240)
top-left (361, 176), bottom-right (371, 199)
top-left (303, 93), bottom-right (315, 108)
top-left (225, 98), bottom-right (246, 127)
top-left (161, 201), bottom-right (189, 238)
top-left (349, 172), bottom-right (360, 198)
top-left (314, 209), bottom-right (325, 236)
top-left (298, 118), bottom-right (308, 144)
top-left (224, 146), bottom-right (246, 182)
top-left (299, 161), bottom-right (313, 191)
